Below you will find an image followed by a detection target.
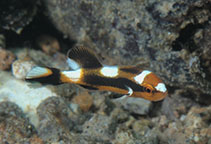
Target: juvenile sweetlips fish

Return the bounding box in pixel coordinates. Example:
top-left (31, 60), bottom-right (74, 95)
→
top-left (25, 46), bottom-right (167, 101)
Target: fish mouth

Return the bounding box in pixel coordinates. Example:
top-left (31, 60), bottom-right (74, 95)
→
top-left (152, 91), bottom-right (168, 101)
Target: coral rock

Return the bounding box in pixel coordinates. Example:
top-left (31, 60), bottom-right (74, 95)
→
top-left (0, 48), bottom-right (15, 70)
top-left (36, 35), bottom-right (60, 55)
top-left (72, 91), bottom-right (93, 112)
top-left (12, 60), bottom-right (35, 79)
top-left (0, 102), bottom-right (42, 144)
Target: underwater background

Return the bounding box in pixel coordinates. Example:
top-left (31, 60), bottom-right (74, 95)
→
top-left (0, 0), bottom-right (211, 143)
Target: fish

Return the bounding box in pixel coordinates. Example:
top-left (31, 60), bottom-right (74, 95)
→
top-left (25, 46), bottom-right (167, 101)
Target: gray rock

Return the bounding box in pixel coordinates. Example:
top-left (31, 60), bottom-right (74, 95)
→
top-left (0, 101), bottom-right (42, 144)
top-left (42, 0), bottom-right (211, 104)
top-left (113, 97), bottom-right (152, 115)
top-left (36, 96), bottom-right (77, 143)
top-left (82, 114), bottom-right (116, 141)
top-left (113, 127), bottom-right (158, 144)
top-left (36, 96), bottom-right (93, 143)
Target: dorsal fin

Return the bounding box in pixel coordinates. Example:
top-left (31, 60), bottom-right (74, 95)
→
top-left (67, 46), bottom-right (102, 69)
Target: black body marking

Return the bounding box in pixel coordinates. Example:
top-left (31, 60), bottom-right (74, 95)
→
top-left (25, 68), bottom-right (61, 85)
top-left (109, 93), bottom-right (125, 99)
top-left (79, 84), bottom-right (98, 90)
top-left (83, 74), bottom-right (144, 92)
top-left (67, 46), bottom-right (102, 69)
top-left (120, 67), bottom-right (140, 74)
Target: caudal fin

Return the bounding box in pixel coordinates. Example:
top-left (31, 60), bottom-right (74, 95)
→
top-left (25, 66), bottom-right (62, 85)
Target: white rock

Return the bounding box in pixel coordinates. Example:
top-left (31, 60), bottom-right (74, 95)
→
top-left (12, 60), bottom-right (35, 79)
top-left (0, 70), bottom-right (57, 127)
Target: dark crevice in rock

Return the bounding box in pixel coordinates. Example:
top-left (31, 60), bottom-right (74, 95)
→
top-left (171, 2), bottom-right (211, 52)
top-left (89, 105), bottom-right (99, 113)
top-left (172, 23), bottom-right (204, 52)
top-left (3, 6), bottom-right (75, 54)
top-left (130, 113), bottom-right (146, 119)
top-left (0, 0), bottom-right (37, 33)
top-left (164, 86), bottom-right (179, 95)
top-left (120, 26), bottom-right (140, 56)
top-left (200, 61), bottom-right (211, 83)
top-left (181, 89), bottom-right (211, 105)
top-left (148, 101), bottom-right (163, 117)
top-left (104, 98), bottom-right (116, 116)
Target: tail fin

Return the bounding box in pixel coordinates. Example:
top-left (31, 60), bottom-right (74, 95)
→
top-left (25, 66), bottom-right (62, 85)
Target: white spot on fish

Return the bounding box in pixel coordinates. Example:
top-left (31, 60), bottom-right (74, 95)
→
top-left (62, 69), bottom-right (81, 82)
top-left (67, 58), bottom-right (80, 70)
top-left (100, 66), bottom-right (119, 77)
top-left (134, 70), bottom-right (151, 84)
top-left (155, 83), bottom-right (167, 93)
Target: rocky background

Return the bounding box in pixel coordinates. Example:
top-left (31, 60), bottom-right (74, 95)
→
top-left (0, 0), bottom-right (211, 144)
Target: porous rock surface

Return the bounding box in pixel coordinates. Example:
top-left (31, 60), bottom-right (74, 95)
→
top-left (43, 0), bottom-right (211, 104)
top-left (0, 0), bottom-right (211, 143)
top-left (0, 0), bottom-right (38, 33)
top-left (0, 102), bottom-right (44, 144)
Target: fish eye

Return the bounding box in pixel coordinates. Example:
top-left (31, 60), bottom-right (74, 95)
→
top-left (144, 87), bottom-right (152, 93)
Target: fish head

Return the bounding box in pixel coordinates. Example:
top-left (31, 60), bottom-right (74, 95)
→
top-left (134, 71), bottom-right (167, 101)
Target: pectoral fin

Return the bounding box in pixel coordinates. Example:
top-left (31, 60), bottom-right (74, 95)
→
top-left (110, 86), bottom-right (133, 100)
